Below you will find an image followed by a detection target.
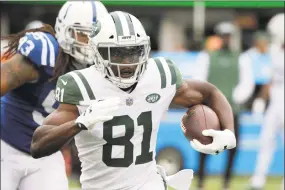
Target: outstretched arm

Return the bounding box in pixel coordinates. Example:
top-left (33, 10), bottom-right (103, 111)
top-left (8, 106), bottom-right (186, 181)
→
top-left (1, 54), bottom-right (39, 96)
top-left (232, 53), bottom-right (255, 104)
top-left (31, 103), bottom-right (82, 158)
top-left (172, 79), bottom-right (234, 132)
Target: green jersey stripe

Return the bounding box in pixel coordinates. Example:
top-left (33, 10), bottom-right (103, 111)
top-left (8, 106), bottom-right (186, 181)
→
top-left (165, 59), bottom-right (177, 85)
top-left (153, 58), bottom-right (167, 89)
top-left (74, 71), bottom-right (96, 100)
top-left (69, 72), bottom-right (90, 101)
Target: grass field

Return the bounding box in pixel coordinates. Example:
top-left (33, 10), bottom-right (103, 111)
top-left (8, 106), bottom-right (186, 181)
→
top-left (189, 175), bottom-right (283, 190)
top-left (69, 175), bottom-right (283, 190)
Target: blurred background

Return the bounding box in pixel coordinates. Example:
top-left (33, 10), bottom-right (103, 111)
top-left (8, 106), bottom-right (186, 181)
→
top-left (1, 1), bottom-right (284, 190)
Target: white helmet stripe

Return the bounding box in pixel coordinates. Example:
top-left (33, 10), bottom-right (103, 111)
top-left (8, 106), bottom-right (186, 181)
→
top-left (110, 12), bottom-right (124, 36)
top-left (117, 11), bottom-right (130, 36)
top-left (111, 11), bottom-right (135, 37)
top-left (63, 4), bottom-right (72, 19)
top-left (123, 12), bottom-right (135, 36)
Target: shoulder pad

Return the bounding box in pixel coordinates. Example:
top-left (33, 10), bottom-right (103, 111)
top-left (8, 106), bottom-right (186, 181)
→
top-left (56, 70), bottom-right (95, 105)
top-left (151, 57), bottom-right (183, 89)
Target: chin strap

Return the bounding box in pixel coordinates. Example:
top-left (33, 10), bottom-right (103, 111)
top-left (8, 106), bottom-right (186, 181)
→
top-left (68, 59), bottom-right (88, 71)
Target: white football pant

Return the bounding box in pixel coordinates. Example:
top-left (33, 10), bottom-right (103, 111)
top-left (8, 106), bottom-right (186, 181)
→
top-left (1, 140), bottom-right (68, 190)
top-left (250, 101), bottom-right (284, 188)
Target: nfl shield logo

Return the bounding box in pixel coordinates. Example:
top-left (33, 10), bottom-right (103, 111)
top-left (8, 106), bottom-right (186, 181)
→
top-left (126, 97), bottom-right (133, 106)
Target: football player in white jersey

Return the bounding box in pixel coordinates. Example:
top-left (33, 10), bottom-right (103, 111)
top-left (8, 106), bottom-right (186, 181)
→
top-left (31, 11), bottom-right (237, 190)
top-left (249, 13), bottom-right (284, 190)
top-left (1, 1), bottom-right (108, 190)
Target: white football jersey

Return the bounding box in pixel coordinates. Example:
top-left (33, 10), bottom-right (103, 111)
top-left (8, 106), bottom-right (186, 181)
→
top-left (269, 45), bottom-right (284, 106)
top-left (56, 57), bottom-right (182, 190)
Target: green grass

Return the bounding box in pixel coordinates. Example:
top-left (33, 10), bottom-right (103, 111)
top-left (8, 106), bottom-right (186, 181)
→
top-left (69, 176), bottom-right (283, 190)
top-left (68, 179), bottom-right (81, 189)
top-left (189, 175), bottom-right (283, 190)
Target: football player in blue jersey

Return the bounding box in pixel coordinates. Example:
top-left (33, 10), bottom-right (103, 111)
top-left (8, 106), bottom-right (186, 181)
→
top-left (0, 1), bottom-right (108, 190)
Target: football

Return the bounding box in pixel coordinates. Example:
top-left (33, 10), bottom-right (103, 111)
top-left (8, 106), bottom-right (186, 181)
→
top-left (181, 104), bottom-right (220, 145)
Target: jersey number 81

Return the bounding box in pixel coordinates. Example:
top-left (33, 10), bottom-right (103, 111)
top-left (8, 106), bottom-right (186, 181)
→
top-left (103, 111), bottom-right (153, 167)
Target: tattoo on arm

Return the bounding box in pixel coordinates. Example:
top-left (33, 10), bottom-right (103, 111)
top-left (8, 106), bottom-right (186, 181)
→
top-left (1, 54), bottom-right (39, 96)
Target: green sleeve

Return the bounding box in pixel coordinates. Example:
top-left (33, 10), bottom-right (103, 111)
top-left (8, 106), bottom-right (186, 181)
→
top-left (55, 73), bottom-right (84, 105)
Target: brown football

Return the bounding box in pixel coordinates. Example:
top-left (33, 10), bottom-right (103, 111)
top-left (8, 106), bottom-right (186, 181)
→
top-left (181, 104), bottom-right (220, 145)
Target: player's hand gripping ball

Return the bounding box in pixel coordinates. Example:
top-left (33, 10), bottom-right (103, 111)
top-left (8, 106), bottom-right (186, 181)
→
top-left (181, 104), bottom-right (220, 144)
top-left (181, 104), bottom-right (236, 155)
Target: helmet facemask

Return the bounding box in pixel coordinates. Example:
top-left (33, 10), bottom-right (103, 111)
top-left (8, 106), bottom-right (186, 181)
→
top-left (64, 24), bottom-right (94, 65)
top-left (92, 41), bottom-right (150, 89)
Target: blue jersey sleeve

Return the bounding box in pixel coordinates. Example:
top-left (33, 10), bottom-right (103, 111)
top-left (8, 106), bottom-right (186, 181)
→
top-left (17, 32), bottom-right (59, 75)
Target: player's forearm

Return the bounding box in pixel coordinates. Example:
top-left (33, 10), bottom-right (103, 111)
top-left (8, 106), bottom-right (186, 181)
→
top-left (31, 120), bottom-right (82, 158)
top-left (1, 55), bottom-right (39, 96)
top-left (0, 63), bottom-right (22, 96)
top-left (207, 88), bottom-right (235, 133)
